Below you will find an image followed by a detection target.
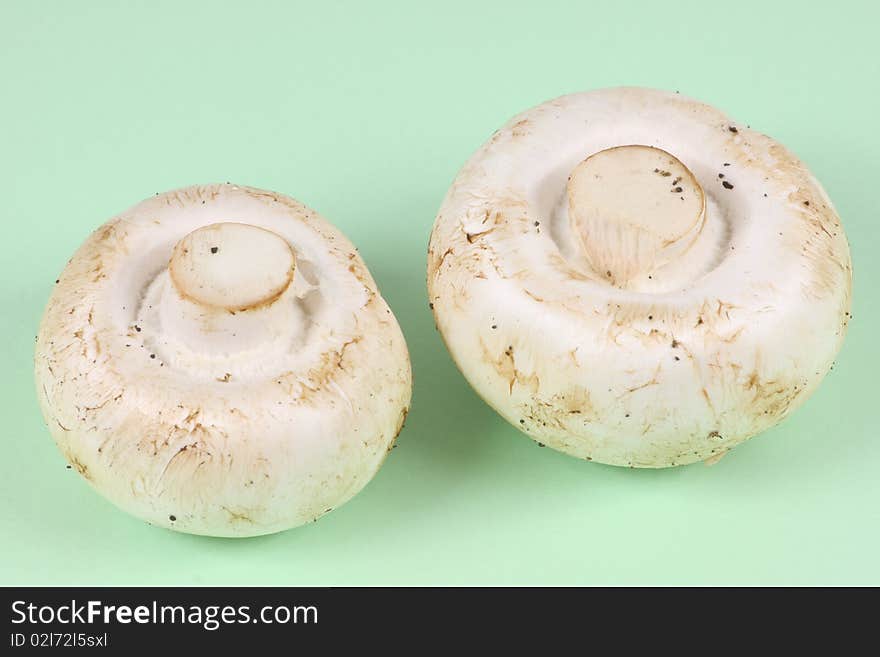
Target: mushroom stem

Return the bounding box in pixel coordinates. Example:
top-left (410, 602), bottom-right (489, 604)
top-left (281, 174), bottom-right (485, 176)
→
top-left (160, 222), bottom-right (298, 354)
top-left (567, 145), bottom-right (707, 289)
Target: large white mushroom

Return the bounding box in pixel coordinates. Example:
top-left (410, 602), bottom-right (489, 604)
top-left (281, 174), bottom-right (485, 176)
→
top-left (36, 184), bottom-right (411, 536)
top-left (428, 87), bottom-right (852, 467)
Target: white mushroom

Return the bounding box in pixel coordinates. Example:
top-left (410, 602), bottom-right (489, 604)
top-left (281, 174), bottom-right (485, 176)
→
top-left (428, 88), bottom-right (852, 467)
top-left (35, 184), bottom-right (411, 536)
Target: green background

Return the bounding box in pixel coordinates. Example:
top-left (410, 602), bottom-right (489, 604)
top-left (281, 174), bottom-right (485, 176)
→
top-left (2, 0), bottom-right (877, 585)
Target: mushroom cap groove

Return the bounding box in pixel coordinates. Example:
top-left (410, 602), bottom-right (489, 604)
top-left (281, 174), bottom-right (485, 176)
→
top-left (427, 87), bottom-right (852, 468)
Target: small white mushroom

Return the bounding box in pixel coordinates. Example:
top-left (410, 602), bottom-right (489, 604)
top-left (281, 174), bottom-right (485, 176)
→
top-left (35, 184), bottom-right (411, 535)
top-left (428, 88), bottom-right (852, 467)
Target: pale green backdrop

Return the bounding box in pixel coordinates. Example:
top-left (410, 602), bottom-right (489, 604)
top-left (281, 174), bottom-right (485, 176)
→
top-left (1, 0), bottom-right (877, 585)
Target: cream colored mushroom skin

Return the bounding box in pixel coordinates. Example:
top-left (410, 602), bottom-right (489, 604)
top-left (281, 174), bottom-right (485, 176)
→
top-left (428, 87), bottom-right (852, 467)
top-left (36, 184), bottom-right (411, 536)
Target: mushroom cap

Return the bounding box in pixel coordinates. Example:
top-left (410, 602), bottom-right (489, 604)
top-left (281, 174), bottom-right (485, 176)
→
top-left (427, 87), bottom-right (852, 467)
top-left (35, 183), bottom-right (411, 536)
